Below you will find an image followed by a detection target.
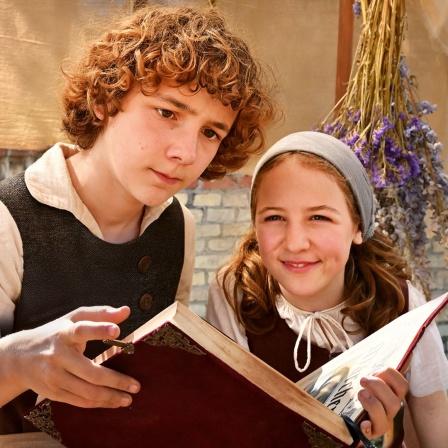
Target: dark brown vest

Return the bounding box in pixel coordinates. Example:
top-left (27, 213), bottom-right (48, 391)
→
top-left (0, 172), bottom-right (185, 434)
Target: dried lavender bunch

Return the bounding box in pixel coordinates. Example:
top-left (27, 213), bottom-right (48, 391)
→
top-left (316, 0), bottom-right (448, 298)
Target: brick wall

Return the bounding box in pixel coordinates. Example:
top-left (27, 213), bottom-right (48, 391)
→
top-left (0, 149), bottom-right (44, 179)
top-left (176, 175), bottom-right (253, 317)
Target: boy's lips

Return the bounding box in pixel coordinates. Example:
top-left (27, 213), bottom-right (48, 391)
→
top-left (152, 169), bottom-right (181, 185)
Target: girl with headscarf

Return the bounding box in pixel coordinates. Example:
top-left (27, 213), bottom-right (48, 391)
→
top-left (207, 131), bottom-right (448, 447)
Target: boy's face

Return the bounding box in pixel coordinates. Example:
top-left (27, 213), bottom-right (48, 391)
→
top-left (93, 81), bottom-right (237, 207)
top-left (254, 158), bottom-right (362, 312)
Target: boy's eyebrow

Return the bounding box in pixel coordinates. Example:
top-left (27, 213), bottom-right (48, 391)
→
top-left (154, 93), bottom-right (191, 111)
top-left (153, 93), bottom-right (231, 132)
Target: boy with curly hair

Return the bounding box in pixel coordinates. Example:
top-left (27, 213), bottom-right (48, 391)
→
top-left (0, 4), bottom-right (279, 444)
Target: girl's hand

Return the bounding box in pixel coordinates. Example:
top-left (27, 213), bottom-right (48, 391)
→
top-left (357, 367), bottom-right (408, 441)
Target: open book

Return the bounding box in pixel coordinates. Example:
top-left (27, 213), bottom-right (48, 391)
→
top-left (24, 293), bottom-right (448, 448)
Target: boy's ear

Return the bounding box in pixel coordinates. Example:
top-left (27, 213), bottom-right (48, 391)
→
top-left (93, 104), bottom-right (105, 120)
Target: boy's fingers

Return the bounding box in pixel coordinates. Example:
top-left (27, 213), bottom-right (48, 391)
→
top-left (69, 306), bottom-right (131, 324)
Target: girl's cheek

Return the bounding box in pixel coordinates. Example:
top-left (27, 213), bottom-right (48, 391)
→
top-left (258, 231), bottom-right (281, 250)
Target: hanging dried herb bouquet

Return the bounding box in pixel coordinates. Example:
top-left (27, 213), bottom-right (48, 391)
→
top-left (316, 0), bottom-right (448, 297)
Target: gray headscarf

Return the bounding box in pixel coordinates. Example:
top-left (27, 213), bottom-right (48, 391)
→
top-left (251, 131), bottom-right (376, 241)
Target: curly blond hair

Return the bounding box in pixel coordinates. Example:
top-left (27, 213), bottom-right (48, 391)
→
top-left (61, 5), bottom-right (281, 180)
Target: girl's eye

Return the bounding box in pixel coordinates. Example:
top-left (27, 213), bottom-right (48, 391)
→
top-left (311, 215), bottom-right (329, 221)
top-left (265, 215), bottom-right (283, 222)
top-left (203, 128), bottom-right (219, 140)
top-left (157, 108), bottom-right (174, 119)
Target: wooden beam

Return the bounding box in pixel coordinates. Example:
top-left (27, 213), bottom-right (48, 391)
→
top-left (335, 0), bottom-right (355, 106)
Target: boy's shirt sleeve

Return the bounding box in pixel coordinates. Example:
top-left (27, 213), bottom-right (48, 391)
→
top-left (174, 203), bottom-right (195, 307)
top-left (0, 201), bottom-right (23, 336)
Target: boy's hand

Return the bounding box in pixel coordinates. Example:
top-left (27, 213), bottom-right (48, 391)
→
top-left (1, 306), bottom-right (141, 408)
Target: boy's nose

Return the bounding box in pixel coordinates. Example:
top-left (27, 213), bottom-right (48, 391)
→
top-left (168, 132), bottom-right (198, 165)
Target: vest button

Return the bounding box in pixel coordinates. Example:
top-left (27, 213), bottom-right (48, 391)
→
top-left (139, 293), bottom-right (153, 311)
top-left (138, 256), bottom-right (152, 274)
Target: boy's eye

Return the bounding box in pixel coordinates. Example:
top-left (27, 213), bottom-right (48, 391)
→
top-left (157, 108), bottom-right (174, 119)
top-left (203, 128), bottom-right (219, 140)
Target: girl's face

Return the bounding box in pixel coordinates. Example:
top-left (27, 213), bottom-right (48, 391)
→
top-left (254, 157), bottom-right (362, 312)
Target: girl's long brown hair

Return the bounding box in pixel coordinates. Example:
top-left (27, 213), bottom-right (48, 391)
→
top-left (218, 151), bottom-right (410, 335)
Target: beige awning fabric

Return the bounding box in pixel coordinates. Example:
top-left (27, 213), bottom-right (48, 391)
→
top-left (0, 0), bottom-right (125, 151)
top-left (416, 0), bottom-right (448, 55)
top-left (0, 0), bottom-right (447, 162)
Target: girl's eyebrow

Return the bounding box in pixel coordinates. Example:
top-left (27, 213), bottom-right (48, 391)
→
top-left (257, 205), bottom-right (341, 215)
top-left (308, 205), bottom-right (341, 215)
top-left (152, 93), bottom-right (231, 132)
top-left (257, 206), bottom-right (285, 215)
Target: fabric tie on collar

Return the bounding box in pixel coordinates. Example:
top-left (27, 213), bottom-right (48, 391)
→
top-left (293, 312), bottom-right (354, 373)
top-left (251, 131), bottom-right (377, 241)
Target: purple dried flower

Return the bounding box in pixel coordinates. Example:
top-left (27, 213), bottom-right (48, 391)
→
top-left (399, 58), bottom-right (411, 78)
top-left (343, 133), bottom-right (361, 147)
top-left (352, 1), bottom-right (362, 18)
top-left (416, 101), bottom-right (436, 116)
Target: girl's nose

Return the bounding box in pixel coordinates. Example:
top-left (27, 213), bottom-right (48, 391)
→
top-left (284, 223), bottom-right (310, 252)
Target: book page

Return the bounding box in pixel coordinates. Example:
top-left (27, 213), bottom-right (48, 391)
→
top-left (296, 293), bottom-right (448, 421)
